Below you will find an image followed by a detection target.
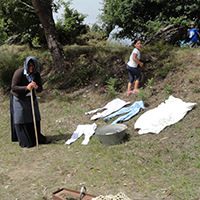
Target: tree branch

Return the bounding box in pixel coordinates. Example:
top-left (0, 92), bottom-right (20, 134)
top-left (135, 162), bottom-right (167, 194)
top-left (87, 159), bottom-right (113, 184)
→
top-left (18, 0), bottom-right (35, 13)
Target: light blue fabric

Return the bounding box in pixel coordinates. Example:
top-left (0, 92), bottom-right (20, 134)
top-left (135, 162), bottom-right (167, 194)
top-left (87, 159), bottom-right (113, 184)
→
top-left (103, 100), bottom-right (145, 124)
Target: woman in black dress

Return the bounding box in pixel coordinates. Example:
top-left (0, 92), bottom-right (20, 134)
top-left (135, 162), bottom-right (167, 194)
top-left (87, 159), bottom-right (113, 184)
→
top-left (10, 56), bottom-right (47, 148)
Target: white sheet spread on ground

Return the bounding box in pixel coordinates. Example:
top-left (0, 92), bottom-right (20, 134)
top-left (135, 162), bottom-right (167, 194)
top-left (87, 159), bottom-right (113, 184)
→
top-left (134, 96), bottom-right (197, 134)
top-left (65, 123), bottom-right (97, 145)
top-left (85, 98), bottom-right (131, 120)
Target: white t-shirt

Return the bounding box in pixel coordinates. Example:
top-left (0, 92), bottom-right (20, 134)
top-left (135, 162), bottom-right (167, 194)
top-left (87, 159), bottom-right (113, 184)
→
top-left (127, 48), bottom-right (140, 68)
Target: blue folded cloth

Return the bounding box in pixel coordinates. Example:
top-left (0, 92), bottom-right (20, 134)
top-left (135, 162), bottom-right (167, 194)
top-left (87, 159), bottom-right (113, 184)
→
top-left (104, 100), bottom-right (145, 124)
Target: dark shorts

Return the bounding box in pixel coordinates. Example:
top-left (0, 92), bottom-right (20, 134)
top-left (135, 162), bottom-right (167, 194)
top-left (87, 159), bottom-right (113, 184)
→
top-left (126, 64), bottom-right (142, 83)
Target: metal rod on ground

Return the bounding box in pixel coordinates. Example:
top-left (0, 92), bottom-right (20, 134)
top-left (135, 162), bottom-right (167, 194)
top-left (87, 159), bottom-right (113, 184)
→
top-left (31, 89), bottom-right (39, 149)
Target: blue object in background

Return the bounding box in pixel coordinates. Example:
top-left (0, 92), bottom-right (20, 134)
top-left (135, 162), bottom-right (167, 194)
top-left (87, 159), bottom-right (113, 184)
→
top-left (180, 40), bottom-right (189, 48)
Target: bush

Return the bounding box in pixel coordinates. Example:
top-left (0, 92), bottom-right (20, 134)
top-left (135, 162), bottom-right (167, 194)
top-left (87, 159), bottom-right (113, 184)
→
top-left (0, 53), bottom-right (23, 93)
top-left (105, 77), bottom-right (119, 99)
top-left (136, 87), bottom-right (147, 102)
top-left (55, 4), bottom-right (89, 45)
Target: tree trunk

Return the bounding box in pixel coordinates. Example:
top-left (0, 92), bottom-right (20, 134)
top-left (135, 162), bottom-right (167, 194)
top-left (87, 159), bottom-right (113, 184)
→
top-left (31, 0), bottom-right (66, 73)
top-left (143, 24), bottom-right (185, 46)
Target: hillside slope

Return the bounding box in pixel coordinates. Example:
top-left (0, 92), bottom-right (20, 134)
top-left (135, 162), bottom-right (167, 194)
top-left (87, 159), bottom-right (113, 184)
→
top-left (0, 44), bottom-right (199, 200)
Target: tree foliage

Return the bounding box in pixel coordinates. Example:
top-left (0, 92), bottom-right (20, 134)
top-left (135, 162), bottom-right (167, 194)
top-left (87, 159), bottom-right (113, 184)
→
top-left (0, 0), bottom-right (41, 44)
top-left (0, 0), bottom-right (88, 46)
top-left (100, 0), bottom-right (200, 40)
top-left (55, 1), bottom-right (88, 45)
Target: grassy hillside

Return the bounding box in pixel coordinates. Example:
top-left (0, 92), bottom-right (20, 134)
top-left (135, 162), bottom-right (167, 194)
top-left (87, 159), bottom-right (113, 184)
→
top-left (0, 42), bottom-right (199, 200)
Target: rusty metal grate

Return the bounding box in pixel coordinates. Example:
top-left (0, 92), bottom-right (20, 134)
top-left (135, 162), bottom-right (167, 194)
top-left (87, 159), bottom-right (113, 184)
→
top-left (52, 187), bottom-right (96, 200)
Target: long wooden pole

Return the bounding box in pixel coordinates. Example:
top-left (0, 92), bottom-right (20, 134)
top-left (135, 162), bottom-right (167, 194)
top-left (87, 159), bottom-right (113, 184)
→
top-left (31, 89), bottom-right (39, 149)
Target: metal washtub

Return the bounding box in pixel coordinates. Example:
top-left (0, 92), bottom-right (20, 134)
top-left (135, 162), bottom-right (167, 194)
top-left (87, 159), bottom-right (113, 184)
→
top-left (95, 124), bottom-right (127, 145)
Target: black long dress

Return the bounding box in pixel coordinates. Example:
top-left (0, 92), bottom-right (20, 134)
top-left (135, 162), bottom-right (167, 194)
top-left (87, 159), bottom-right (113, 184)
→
top-left (10, 93), bottom-right (46, 148)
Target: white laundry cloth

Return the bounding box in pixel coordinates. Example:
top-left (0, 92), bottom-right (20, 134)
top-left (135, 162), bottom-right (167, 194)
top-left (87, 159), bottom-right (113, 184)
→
top-left (85, 98), bottom-right (130, 120)
top-left (65, 123), bottom-right (97, 145)
top-left (134, 95), bottom-right (197, 134)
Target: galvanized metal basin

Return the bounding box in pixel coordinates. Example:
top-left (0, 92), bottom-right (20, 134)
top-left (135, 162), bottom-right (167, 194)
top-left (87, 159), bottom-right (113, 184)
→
top-left (95, 124), bottom-right (127, 145)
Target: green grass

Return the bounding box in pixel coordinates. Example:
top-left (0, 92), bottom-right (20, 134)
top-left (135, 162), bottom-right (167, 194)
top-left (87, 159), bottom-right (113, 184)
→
top-left (1, 94), bottom-right (200, 200)
top-left (1, 97), bottom-right (200, 200)
top-left (0, 44), bottom-right (200, 199)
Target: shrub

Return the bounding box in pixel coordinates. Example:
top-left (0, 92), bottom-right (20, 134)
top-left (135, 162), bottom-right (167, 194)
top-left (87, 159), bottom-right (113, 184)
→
top-left (163, 84), bottom-right (173, 99)
top-left (147, 78), bottom-right (154, 88)
top-left (136, 87), bottom-right (147, 102)
top-left (105, 77), bottom-right (119, 99)
top-left (0, 53), bottom-right (23, 93)
top-left (155, 64), bottom-right (175, 78)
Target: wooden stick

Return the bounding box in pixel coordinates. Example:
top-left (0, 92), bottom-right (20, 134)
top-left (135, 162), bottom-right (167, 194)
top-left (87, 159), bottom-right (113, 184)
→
top-left (31, 89), bottom-right (39, 149)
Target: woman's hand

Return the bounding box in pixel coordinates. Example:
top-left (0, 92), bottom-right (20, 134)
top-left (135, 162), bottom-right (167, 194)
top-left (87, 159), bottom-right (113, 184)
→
top-left (31, 80), bottom-right (38, 89)
top-left (27, 81), bottom-right (38, 90)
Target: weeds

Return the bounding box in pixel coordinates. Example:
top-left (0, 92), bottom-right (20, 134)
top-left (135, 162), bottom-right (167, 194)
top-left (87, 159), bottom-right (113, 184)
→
top-left (155, 63), bottom-right (175, 78)
top-left (188, 76), bottom-right (193, 83)
top-left (147, 78), bottom-right (154, 88)
top-left (163, 84), bottom-right (173, 99)
top-left (105, 77), bottom-right (119, 99)
top-left (194, 86), bottom-right (200, 93)
top-left (135, 87), bottom-right (147, 102)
